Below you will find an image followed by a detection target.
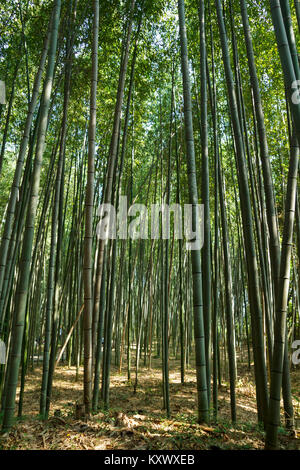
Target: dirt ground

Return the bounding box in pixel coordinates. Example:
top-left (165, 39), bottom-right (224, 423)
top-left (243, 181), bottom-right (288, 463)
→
top-left (0, 355), bottom-right (299, 450)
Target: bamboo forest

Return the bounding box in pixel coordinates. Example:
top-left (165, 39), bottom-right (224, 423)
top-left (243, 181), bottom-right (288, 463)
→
top-left (0, 0), bottom-right (299, 454)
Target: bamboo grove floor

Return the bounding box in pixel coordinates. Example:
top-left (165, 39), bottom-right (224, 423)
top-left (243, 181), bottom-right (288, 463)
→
top-left (0, 355), bottom-right (299, 450)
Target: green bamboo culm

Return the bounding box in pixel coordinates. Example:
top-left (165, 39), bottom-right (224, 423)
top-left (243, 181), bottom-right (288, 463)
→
top-left (269, 0), bottom-right (300, 144)
top-left (294, 0), bottom-right (300, 31)
top-left (278, 0), bottom-right (298, 431)
top-left (177, 0), bottom-right (209, 424)
top-left (83, 0), bottom-right (99, 415)
top-left (1, 0), bottom-right (61, 433)
top-left (218, 161), bottom-right (237, 423)
top-left (265, 0), bottom-right (300, 449)
top-left (215, 0), bottom-right (269, 425)
top-left (265, 131), bottom-right (299, 449)
top-left (198, 0), bottom-right (211, 409)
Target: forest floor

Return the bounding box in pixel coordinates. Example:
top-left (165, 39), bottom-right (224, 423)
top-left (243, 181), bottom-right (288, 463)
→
top-left (0, 354), bottom-right (299, 450)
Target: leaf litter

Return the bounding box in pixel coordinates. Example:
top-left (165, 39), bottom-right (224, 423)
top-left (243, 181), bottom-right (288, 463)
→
top-left (0, 356), bottom-right (299, 450)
